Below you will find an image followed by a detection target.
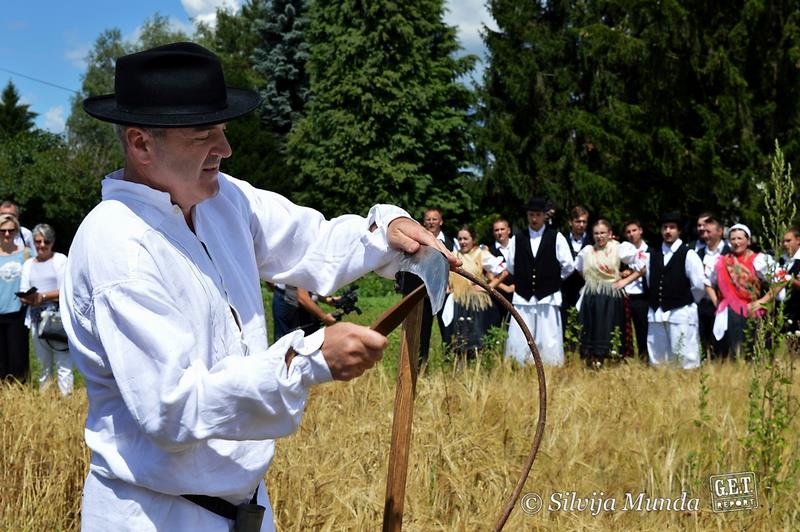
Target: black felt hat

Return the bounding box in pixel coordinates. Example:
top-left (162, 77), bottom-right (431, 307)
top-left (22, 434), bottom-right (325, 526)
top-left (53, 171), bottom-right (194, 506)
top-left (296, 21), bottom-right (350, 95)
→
top-left (523, 196), bottom-right (548, 212)
top-left (82, 42), bottom-right (261, 127)
top-left (659, 212), bottom-right (683, 226)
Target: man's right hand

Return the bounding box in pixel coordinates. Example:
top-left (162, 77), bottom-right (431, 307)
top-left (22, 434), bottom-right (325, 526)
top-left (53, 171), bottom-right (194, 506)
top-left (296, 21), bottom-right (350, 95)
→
top-left (321, 322), bottom-right (387, 381)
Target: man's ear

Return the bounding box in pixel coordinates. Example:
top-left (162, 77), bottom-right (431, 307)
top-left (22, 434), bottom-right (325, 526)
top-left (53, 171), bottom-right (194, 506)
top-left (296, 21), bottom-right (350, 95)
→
top-left (126, 127), bottom-right (157, 165)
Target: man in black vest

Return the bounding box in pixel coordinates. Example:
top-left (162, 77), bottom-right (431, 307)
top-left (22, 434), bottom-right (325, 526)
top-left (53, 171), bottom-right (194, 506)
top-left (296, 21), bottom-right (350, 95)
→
top-left (505, 197), bottom-right (575, 366)
top-left (489, 218), bottom-right (515, 326)
top-left (781, 227), bottom-right (800, 332)
top-left (646, 213), bottom-right (706, 369)
top-left (696, 215), bottom-right (730, 356)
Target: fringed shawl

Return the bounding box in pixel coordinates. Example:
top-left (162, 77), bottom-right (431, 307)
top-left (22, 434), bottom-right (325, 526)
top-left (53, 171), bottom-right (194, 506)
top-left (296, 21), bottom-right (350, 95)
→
top-left (582, 240), bottom-right (624, 297)
top-left (449, 247), bottom-right (493, 311)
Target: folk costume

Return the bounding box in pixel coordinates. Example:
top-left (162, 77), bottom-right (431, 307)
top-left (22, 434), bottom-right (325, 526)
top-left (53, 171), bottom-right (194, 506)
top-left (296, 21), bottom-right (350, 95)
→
top-left (623, 240), bottom-right (651, 357)
top-left (646, 238), bottom-right (706, 369)
top-left (490, 235), bottom-right (515, 326)
top-left (505, 220), bottom-right (575, 366)
top-left (575, 240), bottom-right (641, 360)
top-left (706, 226), bottom-right (776, 356)
top-left (448, 246), bottom-right (505, 356)
top-left (697, 240), bottom-right (731, 355)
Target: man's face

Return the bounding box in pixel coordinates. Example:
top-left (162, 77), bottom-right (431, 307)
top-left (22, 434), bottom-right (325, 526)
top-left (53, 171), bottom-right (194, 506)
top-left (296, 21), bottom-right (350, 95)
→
top-left (624, 223), bottom-right (643, 246)
top-left (783, 231), bottom-right (800, 257)
top-left (527, 210), bottom-right (546, 231)
top-left (0, 205), bottom-right (17, 217)
top-left (661, 222), bottom-right (680, 244)
top-left (423, 210), bottom-right (443, 235)
top-left (696, 216), bottom-right (709, 243)
top-left (705, 222), bottom-right (723, 246)
top-left (493, 221), bottom-right (511, 245)
top-left (147, 124), bottom-right (232, 210)
top-left (569, 214), bottom-right (588, 238)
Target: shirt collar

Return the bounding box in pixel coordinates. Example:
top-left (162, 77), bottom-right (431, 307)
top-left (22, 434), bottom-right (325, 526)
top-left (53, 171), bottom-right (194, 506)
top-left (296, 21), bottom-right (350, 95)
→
top-left (793, 249), bottom-right (800, 261)
top-left (662, 238), bottom-right (683, 254)
top-left (570, 232), bottom-right (585, 243)
top-left (528, 225), bottom-right (545, 238)
top-left (101, 169), bottom-right (177, 215)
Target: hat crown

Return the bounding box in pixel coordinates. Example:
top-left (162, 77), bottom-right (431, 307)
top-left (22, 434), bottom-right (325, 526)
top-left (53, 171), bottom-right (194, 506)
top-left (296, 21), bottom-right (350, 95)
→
top-left (115, 42), bottom-right (227, 115)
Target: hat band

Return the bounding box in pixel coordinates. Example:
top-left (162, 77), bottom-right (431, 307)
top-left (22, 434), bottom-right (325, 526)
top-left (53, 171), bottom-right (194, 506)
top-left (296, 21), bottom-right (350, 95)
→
top-left (116, 101), bottom-right (228, 116)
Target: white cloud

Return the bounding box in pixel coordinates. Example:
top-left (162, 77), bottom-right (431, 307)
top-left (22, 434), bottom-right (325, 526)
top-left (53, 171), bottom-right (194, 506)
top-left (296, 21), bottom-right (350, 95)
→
top-left (65, 43), bottom-right (90, 70)
top-left (444, 0), bottom-right (497, 57)
top-left (43, 106), bottom-right (66, 133)
top-left (181, 0), bottom-right (240, 27)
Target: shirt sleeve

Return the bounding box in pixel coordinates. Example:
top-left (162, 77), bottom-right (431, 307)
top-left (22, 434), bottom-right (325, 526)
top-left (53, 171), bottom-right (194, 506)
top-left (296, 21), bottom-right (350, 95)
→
top-left (234, 180), bottom-right (409, 295)
top-left (19, 258), bottom-right (32, 291)
top-left (574, 245), bottom-right (590, 274)
top-left (480, 249), bottom-right (506, 276)
top-left (685, 250), bottom-right (707, 302)
top-left (618, 241), bottom-right (643, 269)
top-left (91, 278), bottom-right (333, 448)
top-left (554, 232), bottom-right (576, 279)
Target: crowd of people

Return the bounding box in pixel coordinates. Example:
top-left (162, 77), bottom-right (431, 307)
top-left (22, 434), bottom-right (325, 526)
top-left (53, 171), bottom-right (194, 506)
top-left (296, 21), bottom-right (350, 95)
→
top-left (0, 200), bottom-right (72, 395)
top-left (401, 202), bottom-right (800, 370)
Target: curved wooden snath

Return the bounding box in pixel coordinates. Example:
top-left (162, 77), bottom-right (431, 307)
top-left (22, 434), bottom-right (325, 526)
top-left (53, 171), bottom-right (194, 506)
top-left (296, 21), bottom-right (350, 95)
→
top-left (381, 266), bottom-right (547, 531)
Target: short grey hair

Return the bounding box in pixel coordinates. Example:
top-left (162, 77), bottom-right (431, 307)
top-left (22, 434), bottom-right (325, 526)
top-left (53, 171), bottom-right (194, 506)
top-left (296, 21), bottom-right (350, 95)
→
top-left (32, 223), bottom-right (56, 243)
top-left (114, 125), bottom-right (166, 155)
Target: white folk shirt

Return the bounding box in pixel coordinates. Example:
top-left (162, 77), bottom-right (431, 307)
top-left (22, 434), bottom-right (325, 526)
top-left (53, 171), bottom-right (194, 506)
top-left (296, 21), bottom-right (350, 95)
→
top-left (623, 241), bottom-right (649, 295)
top-left (646, 239), bottom-right (706, 324)
top-left (494, 235), bottom-right (515, 274)
top-left (62, 170), bottom-right (408, 528)
top-left (511, 226), bottom-right (574, 307)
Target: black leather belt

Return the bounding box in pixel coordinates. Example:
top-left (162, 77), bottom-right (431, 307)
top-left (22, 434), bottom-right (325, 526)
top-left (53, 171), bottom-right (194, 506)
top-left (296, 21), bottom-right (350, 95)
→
top-left (182, 486), bottom-right (258, 521)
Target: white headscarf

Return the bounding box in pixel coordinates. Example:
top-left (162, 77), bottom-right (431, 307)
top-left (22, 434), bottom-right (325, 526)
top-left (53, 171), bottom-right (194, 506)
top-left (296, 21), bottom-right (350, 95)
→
top-left (728, 223), bottom-right (751, 239)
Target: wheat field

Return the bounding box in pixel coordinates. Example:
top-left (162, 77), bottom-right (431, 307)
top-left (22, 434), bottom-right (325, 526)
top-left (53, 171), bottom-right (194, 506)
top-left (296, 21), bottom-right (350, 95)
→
top-left (2, 353), bottom-right (799, 531)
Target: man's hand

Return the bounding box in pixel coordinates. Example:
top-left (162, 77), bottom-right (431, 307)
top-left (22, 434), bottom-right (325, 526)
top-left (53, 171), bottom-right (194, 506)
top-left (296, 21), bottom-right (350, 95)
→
top-left (386, 217), bottom-right (461, 268)
top-left (321, 322), bottom-right (387, 381)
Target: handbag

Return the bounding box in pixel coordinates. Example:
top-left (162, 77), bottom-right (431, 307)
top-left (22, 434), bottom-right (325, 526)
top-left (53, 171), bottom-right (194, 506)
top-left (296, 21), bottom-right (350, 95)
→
top-left (38, 306), bottom-right (69, 347)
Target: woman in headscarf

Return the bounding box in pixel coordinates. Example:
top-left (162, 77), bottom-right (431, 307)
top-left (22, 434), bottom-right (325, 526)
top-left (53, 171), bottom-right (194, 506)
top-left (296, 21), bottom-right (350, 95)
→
top-left (448, 225), bottom-right (507, 360)
top-left (705, 223), bottom-right (777, 357)
top-left (575, 219), bottom-right (644, 366)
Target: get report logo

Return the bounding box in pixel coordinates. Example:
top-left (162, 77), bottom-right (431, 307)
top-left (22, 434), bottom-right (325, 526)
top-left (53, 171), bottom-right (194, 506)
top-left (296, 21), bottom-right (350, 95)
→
top-left (709, 471), bottom-right (758, 512)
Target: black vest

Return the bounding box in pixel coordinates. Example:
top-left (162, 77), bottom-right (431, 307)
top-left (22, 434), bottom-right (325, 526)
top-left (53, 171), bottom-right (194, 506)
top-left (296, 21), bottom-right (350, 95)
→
top-left (784, 259), bottom-right (800, 319)
top-left (648, 245), bottom-right (695, 311)
top-left (514, 228), bottom-right (562, 301)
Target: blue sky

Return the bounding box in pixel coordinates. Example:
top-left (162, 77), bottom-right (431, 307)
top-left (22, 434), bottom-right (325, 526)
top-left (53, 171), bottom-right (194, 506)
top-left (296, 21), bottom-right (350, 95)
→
top-left (0, 0), bottom-right (495, 134)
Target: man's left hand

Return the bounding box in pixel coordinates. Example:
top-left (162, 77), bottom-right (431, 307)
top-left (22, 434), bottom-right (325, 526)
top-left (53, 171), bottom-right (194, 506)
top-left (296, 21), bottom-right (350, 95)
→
top-left (386, 217), bottom-right (461, 268)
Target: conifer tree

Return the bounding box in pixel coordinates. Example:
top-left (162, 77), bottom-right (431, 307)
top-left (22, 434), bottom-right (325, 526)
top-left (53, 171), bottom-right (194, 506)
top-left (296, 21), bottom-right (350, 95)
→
top-left (0, 81), bottom-right (37, 139)
top-left (287, 0), bottom-right (476, 218)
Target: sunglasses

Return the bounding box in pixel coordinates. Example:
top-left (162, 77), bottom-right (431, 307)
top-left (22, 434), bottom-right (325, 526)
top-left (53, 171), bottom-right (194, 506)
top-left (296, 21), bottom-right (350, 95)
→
top-left (0, 228), bottom-right (16, 234)
top-left (34, 240), bottom-right (52, 245)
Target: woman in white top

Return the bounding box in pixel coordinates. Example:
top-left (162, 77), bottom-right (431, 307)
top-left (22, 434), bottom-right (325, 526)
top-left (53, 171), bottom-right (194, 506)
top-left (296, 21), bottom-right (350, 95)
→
top-left (575, 220), bottom-right (643, 365)
top-left (19, 224), bottom-right (71, 395)
top-left (0, 213), bottom-right (30, 382)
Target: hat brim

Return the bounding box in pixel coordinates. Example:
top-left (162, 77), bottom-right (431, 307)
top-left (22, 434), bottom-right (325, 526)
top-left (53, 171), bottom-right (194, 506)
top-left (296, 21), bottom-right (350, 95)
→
top-left (82, 88), bottom-right (261, 127)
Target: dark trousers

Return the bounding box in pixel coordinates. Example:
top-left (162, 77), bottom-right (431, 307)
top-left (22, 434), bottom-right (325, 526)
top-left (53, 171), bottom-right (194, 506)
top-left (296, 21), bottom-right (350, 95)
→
top-left (628, 294), bottom-right (649, 359)
top-left (698, 298), bottom-right (726, 357)
top-left (0, 310), bottom-right (29, 382)
top-left (397, 272), bottom-right (450, 365)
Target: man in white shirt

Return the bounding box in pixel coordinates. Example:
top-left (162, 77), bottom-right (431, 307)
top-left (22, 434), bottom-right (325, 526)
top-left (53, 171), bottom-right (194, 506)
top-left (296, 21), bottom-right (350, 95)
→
top-left (622, 219), bottom-right (650, 358)
top-left (489, 218), bottom-right (515, 325)
top-left (696, 216), bottom-right (730, 355)
top-left (505, 197), bottom-right (575, 366)
top-left (64, 42), bottom-right (458, 532)
top-left (0, 200), bottom-right (36, 256)
top-left (646, 213), bottom-right (706, 369)
top-left (781, 226), bottom-right (800, 331)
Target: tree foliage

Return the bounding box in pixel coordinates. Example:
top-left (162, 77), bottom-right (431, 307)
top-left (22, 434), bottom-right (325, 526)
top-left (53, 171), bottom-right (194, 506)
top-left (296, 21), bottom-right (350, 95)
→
top-left (287, 0), bottom-right (477, 218)
top-left (477, 0), bottom-right (800, 233)
top-left (0, 81), bottom-right (37, 139)
top-left (252, 0), bottom-right (311, 135)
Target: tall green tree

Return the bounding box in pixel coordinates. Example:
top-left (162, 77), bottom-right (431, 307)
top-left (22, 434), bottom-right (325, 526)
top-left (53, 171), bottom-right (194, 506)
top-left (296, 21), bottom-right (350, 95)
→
top-left (252, 0), bottom-right (311, 135)
top-left (477, 0), bottom-right (800, 233)
top-left (287, 0), bottom-right (476, 218)
top-left (197, 0), bottom-right (292, 195)
top-left (0, 81), bottom-right (37, 139)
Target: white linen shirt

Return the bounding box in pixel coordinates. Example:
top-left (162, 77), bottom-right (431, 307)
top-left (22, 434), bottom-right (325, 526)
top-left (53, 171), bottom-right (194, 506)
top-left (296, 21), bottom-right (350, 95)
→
top-left (623, 241), bottom-right (649, 295)
top-left (494, 235), bottom-right (515, 274)
top-left (511, 226), bottom-right (575, 307)
top-left (646, 239), bottom-right (706, 324)
top-left (62, 170), bottom-right (408, 524)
